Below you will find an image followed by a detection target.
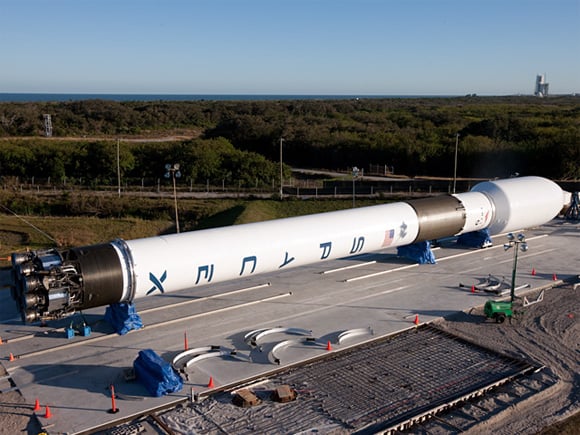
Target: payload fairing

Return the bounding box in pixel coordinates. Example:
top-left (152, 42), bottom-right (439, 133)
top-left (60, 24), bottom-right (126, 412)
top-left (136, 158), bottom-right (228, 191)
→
top-left (10, 176), bottom-right (568, 323)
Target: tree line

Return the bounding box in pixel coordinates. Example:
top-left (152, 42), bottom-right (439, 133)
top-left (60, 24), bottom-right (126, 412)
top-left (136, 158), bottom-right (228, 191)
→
top-left (0, 96), bottom-right (578, 181)
top-left (0, 137), bottom-right (285, 189)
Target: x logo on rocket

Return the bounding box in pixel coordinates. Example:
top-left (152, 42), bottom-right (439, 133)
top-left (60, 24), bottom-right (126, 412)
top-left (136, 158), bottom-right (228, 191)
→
top-left (147, 270), bottom-right (167, 295)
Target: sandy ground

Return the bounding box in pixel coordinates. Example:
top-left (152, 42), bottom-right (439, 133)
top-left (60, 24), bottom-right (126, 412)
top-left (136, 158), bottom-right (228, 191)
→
top-left (434, 282), bottom-right (579, 434)
top-left (0, 372), bottom-right (43, 434)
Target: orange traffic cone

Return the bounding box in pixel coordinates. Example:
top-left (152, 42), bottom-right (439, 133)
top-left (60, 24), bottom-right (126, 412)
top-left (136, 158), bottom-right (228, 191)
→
top-left (552, 273), bottom-right (558, 281)
top-left (471, 285), bottom-right (476, 293)
top-left (326, 340), bottom-right (332, 351)
top-left (414, 314), bottom-right (419, 326)
top-left (0, 336), bottom-right (3, 345)
top-left (44, 405), bottom-right (52, 419)
top-left (108, 384), bottom-right (119, 414)
top-left (9, 353), bottom-right (15, 362)
top-left (33, 398), bottom-right (41, 412)
top-left (184, 331), bottom-right (188, 351)
top-left (207, 376), bottom-right (215, 388)
top-left (531, 267), bottom-right (536, 276)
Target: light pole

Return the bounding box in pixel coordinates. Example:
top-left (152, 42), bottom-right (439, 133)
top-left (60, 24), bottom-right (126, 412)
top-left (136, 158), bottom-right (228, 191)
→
top-left (279, 137), bottom-right (285, 199)
top-left (453, 133), bottom-right (459, 194)
top-left (352, 166), bottom-right (359, 208)
top-left (165, 163), bottom-right (181, 233)
top-left (117, 139), bottom-right (121, 198)
top-left (503, 232), bottom-right (529, 303)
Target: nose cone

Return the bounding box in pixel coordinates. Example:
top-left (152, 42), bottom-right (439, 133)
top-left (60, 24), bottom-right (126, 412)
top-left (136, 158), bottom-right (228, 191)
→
top-left (471, 176), bottom-right (566, 234)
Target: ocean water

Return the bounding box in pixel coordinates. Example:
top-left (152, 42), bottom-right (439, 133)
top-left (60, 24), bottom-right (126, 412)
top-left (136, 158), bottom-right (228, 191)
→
top-left (0, 93), bottom-right (448, 103)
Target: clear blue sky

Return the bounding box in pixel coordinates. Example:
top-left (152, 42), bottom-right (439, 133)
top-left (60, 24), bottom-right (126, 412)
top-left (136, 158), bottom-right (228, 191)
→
top-left (1, 0), bottom-right (579, 95)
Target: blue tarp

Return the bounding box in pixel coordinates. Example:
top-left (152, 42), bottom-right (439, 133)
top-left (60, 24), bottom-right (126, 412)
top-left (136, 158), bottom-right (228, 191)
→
top-left (397, 240), bottom-right (436, 264)
top-left (456, 228), bottom-right (492, 248)
top-left (104, 302), bottom-right (143, 335)
top-left (133, 349), bottom-right (183, 397)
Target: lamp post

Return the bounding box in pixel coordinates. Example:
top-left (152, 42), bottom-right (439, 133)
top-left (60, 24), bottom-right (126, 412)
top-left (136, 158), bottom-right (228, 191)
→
top-left (279, 137), bottom-right (285, 199)
top-left (503, 232), bottom-right (529, 303)
top-left (453, 133), bottom-right (459, 194)
top-left (352, 166), bottom-right (359, 208)
top-left (165, 163), bottom-right (181, 233)
top-left (117, 139), bottom-right (121, 198)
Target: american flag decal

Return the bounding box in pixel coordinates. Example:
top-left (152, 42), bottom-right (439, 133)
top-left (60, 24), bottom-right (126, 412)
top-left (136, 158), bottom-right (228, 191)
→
top-left (382, 229), bottom-right (395, 247)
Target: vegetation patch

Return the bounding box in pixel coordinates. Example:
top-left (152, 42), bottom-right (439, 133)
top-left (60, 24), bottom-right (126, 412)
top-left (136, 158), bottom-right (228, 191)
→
top-left (0, 193), bottom-right (391, 258)
top-left (1, 97), bottom-right (578, 183)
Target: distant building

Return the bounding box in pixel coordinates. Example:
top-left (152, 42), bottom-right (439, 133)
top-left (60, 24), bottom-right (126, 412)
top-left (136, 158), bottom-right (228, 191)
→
top-left (43, 114), bottom-right (53, 137)
top-left (534, 74), bottom-right (549, 97)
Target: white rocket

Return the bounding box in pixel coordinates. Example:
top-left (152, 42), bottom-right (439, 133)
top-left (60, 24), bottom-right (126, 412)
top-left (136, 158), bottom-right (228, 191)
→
top-left (10, 176), bottom-right (569, 323)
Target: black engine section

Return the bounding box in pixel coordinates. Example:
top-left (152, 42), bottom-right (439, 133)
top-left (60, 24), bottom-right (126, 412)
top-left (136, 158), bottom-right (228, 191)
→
top-left (11, 243), bottom-right (124, 323)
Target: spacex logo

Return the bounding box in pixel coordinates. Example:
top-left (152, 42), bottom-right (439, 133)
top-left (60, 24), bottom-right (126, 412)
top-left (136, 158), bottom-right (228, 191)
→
top-left (147, 271), bottom-right (167, 295)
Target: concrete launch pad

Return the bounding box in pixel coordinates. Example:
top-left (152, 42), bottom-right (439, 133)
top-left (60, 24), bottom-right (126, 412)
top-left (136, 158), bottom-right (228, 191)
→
top-left (1, 219), bottom-right (578, 434)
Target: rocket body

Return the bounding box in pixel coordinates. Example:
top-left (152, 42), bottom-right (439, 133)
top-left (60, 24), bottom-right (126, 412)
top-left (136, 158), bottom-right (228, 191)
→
top-left (10, 176), bottom-right (568, 323)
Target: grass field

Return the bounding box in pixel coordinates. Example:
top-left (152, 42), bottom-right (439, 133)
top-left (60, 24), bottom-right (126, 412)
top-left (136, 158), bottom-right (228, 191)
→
top-left (0, 195), bottom-right (390, 260)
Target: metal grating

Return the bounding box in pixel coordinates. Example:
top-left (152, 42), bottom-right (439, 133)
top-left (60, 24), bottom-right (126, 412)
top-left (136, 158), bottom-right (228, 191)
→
top-left (162, 325), bottom-right (535, 434)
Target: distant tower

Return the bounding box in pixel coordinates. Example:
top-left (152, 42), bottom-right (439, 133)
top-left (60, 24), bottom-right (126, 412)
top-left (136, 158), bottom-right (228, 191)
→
top-left (43, 114), bottom-right (53, 137)
top-left (534, 74), bottom-right (549, 97)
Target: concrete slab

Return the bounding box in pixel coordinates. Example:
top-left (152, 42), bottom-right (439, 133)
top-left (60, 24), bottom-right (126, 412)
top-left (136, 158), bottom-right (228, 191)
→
top-left (0, 220), bottom-right (578, 434)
